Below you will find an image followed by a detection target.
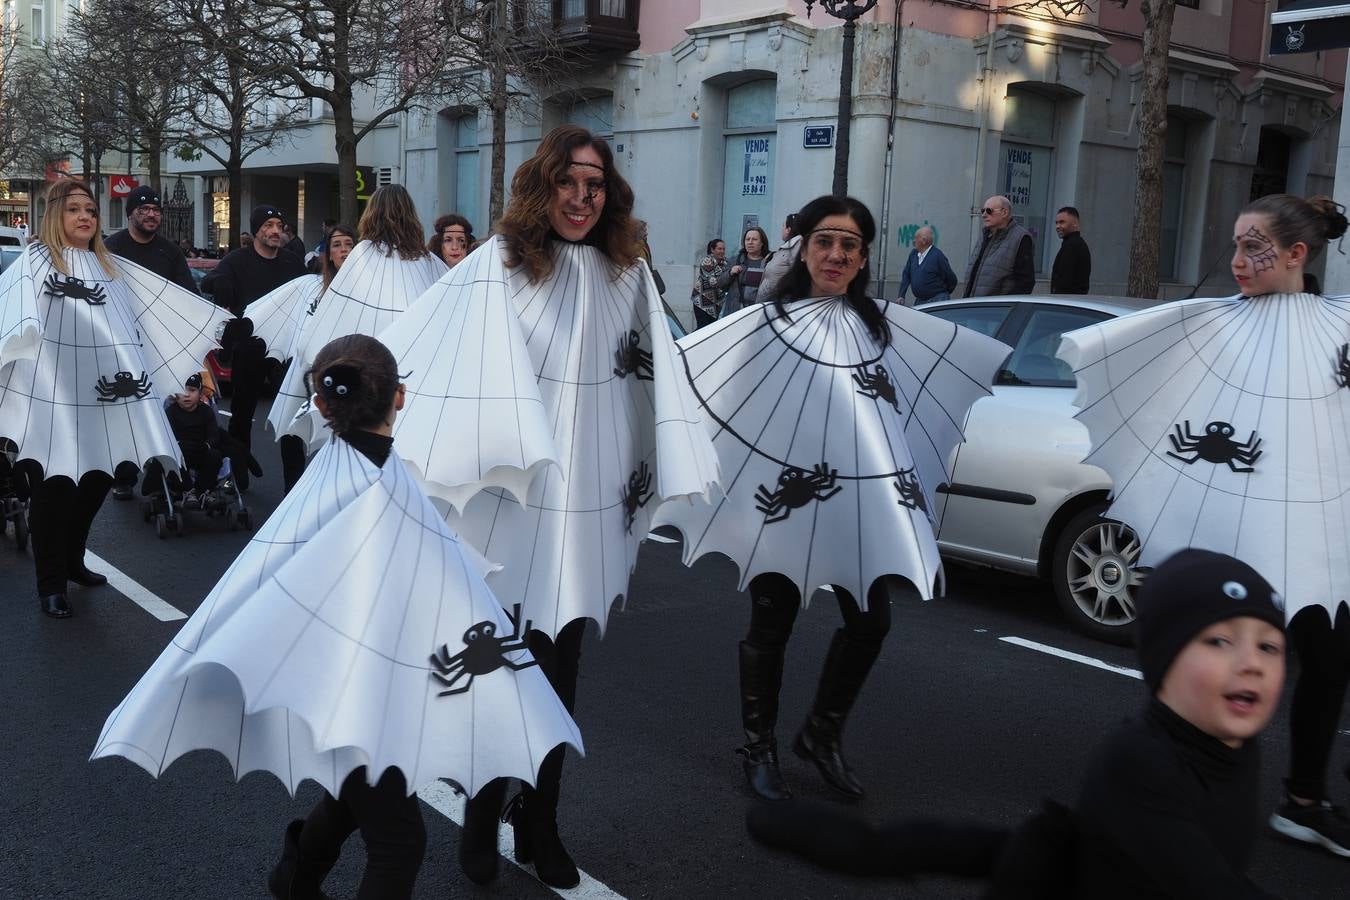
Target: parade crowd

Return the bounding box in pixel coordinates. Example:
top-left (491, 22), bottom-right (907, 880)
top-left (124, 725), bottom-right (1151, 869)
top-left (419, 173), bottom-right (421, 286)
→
top-left (2, 124), bottom-right (1349, 899)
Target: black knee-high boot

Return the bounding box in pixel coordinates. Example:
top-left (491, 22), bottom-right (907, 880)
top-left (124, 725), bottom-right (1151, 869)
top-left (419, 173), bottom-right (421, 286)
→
top-left (507, 745), bottom-right (579, 888)
top-left (794, 628), bottom-right (881, 799)
top-left (459, 777), bottom-right (508, 885)
top-left (737, 640), bottom-right (792, 801)
top-left (269, 819), bottom-right (338, 900)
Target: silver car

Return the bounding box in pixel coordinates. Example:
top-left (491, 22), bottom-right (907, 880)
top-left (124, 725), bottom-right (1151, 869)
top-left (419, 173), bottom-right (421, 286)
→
top-left (921, 295), bottom-right (1165, 644)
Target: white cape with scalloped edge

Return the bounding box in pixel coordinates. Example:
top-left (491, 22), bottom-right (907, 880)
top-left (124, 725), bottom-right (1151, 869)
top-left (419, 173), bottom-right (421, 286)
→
top-left (1057, 291), bottom-right (1350, 621)
top-left (268, 242), bottom-right (445, 447)
top-left (244, 273), bottom-right (323, 363)
top-left (379, 236), bottom-right (721, 639)
top-left (0, 244), bottom-right (229, 478)
top-left (91, 437), bottom-right (581, 797)
top-left (652, 297), bottom-right (1008, 607)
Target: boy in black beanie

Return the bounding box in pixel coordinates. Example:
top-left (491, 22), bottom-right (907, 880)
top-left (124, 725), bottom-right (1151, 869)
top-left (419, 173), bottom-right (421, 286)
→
top-left (747, 548), bottom-right (1287, 899)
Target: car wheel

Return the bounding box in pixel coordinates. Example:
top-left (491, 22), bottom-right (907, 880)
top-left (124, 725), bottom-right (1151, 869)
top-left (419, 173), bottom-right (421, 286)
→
top-left (1051, 506), bottom-right (1147, 646)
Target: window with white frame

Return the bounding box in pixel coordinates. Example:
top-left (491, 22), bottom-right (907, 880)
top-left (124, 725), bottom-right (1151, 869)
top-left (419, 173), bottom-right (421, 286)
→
top-left (30, 2), bottom-right (44, 46)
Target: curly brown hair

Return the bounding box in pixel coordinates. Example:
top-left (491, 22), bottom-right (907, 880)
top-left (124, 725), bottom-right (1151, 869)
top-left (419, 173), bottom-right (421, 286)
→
top-left (357, 185), bottom-right (430, 261)
top-left (496, 125), bottom-right (641, 283)
top-left (427, 213), bottom-right (474, 258)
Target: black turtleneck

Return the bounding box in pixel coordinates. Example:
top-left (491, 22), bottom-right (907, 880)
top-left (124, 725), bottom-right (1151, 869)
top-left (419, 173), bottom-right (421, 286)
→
top-left (338, 430), bottom-right (394, 468)
top-left (1073, 698), bottom-right (1278, 899)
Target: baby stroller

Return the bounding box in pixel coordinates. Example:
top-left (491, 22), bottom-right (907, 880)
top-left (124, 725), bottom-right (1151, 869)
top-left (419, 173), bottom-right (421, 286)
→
top-left (141, 454), bottom-right (253, 537)
top-left (0, 437), bottom-right (28, 551)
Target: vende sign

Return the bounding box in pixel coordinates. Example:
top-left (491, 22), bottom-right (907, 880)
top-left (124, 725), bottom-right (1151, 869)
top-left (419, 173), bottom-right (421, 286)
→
top-left (110, 176), bottom-right (139, 198)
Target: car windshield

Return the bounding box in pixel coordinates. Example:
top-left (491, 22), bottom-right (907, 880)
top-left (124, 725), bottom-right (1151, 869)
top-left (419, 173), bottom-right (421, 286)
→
top-left (1002, 306), bottom-right (1111, 387)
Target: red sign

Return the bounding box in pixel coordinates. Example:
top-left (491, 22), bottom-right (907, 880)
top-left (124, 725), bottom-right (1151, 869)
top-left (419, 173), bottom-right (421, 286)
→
top-left (110, 175), bottom-right (139, 198)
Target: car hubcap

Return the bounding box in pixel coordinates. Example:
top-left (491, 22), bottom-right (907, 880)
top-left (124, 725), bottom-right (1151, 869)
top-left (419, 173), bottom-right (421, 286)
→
top-left (1067, 520), bottom-right (1146, 626)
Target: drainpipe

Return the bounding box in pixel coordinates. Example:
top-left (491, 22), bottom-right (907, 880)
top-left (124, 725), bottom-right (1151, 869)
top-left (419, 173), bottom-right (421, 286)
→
top-left (875, 0), bottom-right (904, 295)
top-left (970, 0), bottom-right (998, 253)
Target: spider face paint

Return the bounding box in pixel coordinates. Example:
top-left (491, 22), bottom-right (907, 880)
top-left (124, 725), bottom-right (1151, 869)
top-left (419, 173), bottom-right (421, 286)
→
top-left (548, 145), bottom-right (607, 242)
top-left (803, 214), bottom-right (867, 297)
top-left (1231, 213), bottom-right (1292, 297)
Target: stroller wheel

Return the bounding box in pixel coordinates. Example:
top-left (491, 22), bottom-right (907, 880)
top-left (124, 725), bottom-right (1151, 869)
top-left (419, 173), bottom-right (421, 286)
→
top-left (224, 507), bottom-right (237, 531)
top-left (142, 500), bottom-right (154, 523)
top-left (173, 514), bottom-right (186, 536)
top-left (238, 509), bottom-right (252, 531)
top-left (155, 513), bottom-right (167, 539)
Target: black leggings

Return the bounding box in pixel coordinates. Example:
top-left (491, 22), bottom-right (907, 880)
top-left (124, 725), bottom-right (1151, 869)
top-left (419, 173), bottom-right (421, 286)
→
top-left (298, 766), bottom-right (426, 900)
top-left (744, 572), bottom-right (892, 652)
top-left (528, 619), bottom-right (587, 714)
top-left (1287, 604), bottom-right (1350, 801)
top-left (24, 466), bottom-right (113, 596)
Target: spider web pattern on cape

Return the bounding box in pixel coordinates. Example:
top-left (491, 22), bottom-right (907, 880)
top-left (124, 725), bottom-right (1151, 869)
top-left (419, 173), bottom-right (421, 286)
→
top-left (91, 436), bottom-right (581, 797)
top-left (244, 273), bottom-right (323, 364)
top-left (1059, 292), bottom-right (1350, 620)
top-left (653, 297), bottom-right (1008, 607)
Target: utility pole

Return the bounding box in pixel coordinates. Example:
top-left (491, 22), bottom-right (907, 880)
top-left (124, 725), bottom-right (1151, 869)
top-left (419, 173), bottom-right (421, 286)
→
top-left (805, 0), bottom-right (879, 197)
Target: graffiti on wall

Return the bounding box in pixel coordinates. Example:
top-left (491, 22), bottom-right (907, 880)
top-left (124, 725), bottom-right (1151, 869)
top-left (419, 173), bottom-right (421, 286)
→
top-left (897, 221), bottom-right (939, 247)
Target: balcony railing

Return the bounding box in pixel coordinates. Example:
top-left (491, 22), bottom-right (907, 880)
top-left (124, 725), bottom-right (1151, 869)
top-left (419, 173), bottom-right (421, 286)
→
top-left (552, 0), bottom-right (640, 56)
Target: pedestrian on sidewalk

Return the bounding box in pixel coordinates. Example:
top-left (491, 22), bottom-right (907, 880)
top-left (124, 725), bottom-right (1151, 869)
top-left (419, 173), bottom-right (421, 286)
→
top-left (723, 224), bottom-right (771, 316)
top-left (692, 238), bottom-right (732, 329)
top-left (1050, 206), bottom-right (1091, 294)
top-left (897, 225), bottom-right (958, 305)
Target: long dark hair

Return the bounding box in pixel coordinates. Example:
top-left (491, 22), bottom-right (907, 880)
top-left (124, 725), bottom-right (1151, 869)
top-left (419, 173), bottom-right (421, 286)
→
top-left (775, 195), bottom-right (889, 347)
top-left (496, 124), bottom-right (641, 283)
top-left (357, 185), bottom-right (430, 261)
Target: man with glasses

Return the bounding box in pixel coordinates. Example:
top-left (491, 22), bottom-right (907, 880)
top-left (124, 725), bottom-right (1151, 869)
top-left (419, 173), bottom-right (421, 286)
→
top-left (963, 195), bottom-right (1035, 297)
top-left (105, 185), bottom-right (198, 293)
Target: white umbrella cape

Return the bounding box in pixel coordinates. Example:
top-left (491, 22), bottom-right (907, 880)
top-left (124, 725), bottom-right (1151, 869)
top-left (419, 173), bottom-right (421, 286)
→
top-left (269, 241), bottom-right (446, 446)
top-left (652, 297), bottom-right (1009, 606)
top-left (243, 273), bottom-right (323, 363)
top-left (1058, 292), bottom-right (1350, 621)
top-left (0, 244), bottom-right (229, 479)
top-left (91, 436), bottom-right (582, 797)
top-left (379, 236), bottom-right (721, 639)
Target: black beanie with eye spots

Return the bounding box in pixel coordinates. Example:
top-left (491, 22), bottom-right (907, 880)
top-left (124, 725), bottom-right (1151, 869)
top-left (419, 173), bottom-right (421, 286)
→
top-left (1135, 548), bottom-right (1286, 693)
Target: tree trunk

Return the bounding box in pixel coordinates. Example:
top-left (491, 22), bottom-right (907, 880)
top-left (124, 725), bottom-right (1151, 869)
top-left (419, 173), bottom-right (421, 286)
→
top-left (1126, 0), bottom-right (1177, 299)
top-left (334, 96), bottom-right (360, 227)
top-left (228, 150), bottom-right (243, 253)
top-left (147, 133), bottom-right (163, 195)
top-left (488, 0), bottom-right (509, 226)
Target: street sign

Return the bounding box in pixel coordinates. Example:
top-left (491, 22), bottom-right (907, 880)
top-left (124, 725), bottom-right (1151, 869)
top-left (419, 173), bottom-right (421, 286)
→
top-left (804, 125), bottom-right (834, 149)
top-left (110, 176), bottom-right (138, 198)
top-left (1270, 0), bottom-right (1350, 54)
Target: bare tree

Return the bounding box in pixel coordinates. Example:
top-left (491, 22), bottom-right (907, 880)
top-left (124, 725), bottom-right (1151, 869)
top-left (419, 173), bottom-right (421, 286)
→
top-left (443, 0), bottom-right (572, 225)
top-left (156, 0), bottom-right (304, 250)
top-left (245, 0), bottom-right (463, 224)
top-left (1003, 0), bottom-right (1174, 298)
top-left (0, 24), bottom-right (62, 179)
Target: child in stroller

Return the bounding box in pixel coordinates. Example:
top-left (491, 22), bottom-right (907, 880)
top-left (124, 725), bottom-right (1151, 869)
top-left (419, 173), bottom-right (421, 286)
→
top-left (141, 373), bottom-right (255, 534)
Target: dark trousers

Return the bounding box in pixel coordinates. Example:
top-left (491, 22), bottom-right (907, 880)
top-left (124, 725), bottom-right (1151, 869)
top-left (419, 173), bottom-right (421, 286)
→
top-left (279, 434), bottom-right (308, 495)
top-left (179, 443), bottom-right (223, 492)
top-left (744, 572), bottom-right (892, 653)
top-left (25, 466), bottom-right (113, 596)
top-left (298, 767), bottom-right (427, 900)
top-left (228, 341), bottom-right (267, 448)
top-left (1287, 605), bottom-right (1350, 800)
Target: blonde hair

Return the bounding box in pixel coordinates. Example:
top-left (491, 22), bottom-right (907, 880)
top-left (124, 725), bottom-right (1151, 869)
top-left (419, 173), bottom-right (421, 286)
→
top-left (41, 179), bottom-right (118, 277)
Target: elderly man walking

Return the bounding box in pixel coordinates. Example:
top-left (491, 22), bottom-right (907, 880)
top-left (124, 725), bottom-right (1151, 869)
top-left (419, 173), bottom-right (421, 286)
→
top-left (897, 226), bottom-right (958, 305)
top-left (963, 195), bottom-right (1035, 297)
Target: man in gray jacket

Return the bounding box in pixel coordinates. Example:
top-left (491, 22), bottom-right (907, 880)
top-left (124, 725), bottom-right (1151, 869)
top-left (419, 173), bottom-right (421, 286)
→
top-left (964, 195), bottom-right (1035, 297)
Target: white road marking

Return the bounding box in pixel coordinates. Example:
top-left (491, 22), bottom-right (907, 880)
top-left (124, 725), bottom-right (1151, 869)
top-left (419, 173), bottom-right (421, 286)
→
top-left (216, 409), bottom-right (232, 417)
top-left (1000, 636), bottom-right (1142, 680)
top-left (419, 780), bottom-right (628, 899)
top-left (83, 551), bottom-right (188, 622)
top-left (644, 532), bottom-right (677, 544)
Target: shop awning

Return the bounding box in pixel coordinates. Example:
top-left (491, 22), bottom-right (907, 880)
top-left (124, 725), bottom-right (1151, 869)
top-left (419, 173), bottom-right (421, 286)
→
top-left (1270, 0), bottom-right (1350, 54)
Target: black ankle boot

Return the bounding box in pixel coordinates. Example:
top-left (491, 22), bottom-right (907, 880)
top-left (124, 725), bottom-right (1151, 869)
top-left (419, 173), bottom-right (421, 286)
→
top-left (460, 778), bottom-right (508, 885)
top-left (267, 819), bottom-right (335, 900)
top-left (514, 748), bottom-right (579, 888)
top-left (793, 628), bottom-right (881, 800)
top-left (737, 640), bottom-right (791, 801)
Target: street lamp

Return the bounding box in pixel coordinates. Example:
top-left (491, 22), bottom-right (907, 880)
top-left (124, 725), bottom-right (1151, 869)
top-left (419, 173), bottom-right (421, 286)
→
top-left (804, 0), bottom-right (879, 197)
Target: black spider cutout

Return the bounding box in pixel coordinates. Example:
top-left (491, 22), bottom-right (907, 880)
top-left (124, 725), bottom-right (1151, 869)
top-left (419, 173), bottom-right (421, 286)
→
top-left (622, 461), bottom-right (654, 534)
top-left (1335, 344), bottom-right (1350, 389)
top-left (95, 370), bottom-right (152, 402)
top-left (429, 603), bottom-right (536, 697)
top-left (893, 467), bottom-right (928, 516)
top-left (46, 273), bottom-right (107, 305)
top-left (754, 463), bottom-right (843, 524)
top-left (613, 329), bottom-right (654, 380)
top-left (306, 294), bottom-right (321, 316)
top-left (852, 364), bottom-right (901, 413)
top-left (1166, 420), bottom-right (1262, 473)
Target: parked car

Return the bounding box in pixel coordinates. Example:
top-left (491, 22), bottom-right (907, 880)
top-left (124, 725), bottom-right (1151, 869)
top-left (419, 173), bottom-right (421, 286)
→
top-left (0, 245), bottom-right (23, 274)
top-left (0, 226), bottom-right (25, 247)
top-left (921, 294), bottom-right (1166, 644)
top-left (187, 257), bottom-right (220, 297)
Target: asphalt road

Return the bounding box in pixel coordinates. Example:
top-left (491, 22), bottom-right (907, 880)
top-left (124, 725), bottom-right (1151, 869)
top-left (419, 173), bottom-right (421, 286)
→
top-left (1, 401), bottom-right (1348, 899)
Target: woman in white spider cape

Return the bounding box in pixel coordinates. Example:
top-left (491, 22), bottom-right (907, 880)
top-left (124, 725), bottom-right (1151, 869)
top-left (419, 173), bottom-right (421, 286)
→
top-left (92, 334), bottom-right (580, 900)
top-left (0, 178), bottom-right (230, 619)
top-left (377, 125), bottom-right (720, 889)
top-left (652, 195), bottom-right (1009, 804)
top-left (269, 188), bottom-right (445, 488)
top-left (1054, 192), bottom-right (1350, 859)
